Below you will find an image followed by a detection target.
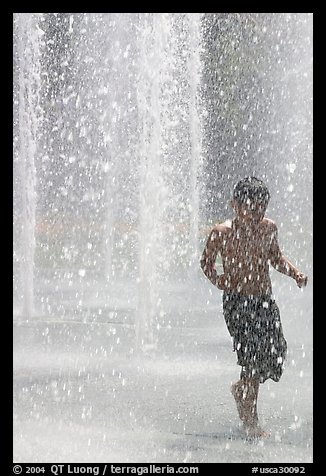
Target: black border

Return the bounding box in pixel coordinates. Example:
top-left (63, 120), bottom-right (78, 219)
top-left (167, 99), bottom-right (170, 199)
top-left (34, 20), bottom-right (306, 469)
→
top-left (7, 8), bottom-right (317, 473)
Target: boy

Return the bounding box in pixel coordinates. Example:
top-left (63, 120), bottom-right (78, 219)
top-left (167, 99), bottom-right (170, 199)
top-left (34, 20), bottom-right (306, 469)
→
top-left (200, 176), bottom-right (308, 437)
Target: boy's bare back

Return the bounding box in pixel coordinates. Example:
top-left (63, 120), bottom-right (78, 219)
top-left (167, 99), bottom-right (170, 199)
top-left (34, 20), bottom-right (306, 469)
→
top-left (201, 214), bottom-right (307, 296)
top-left (202, 217), bottom-right (280, 295)
top-left (201, 177), bottom-right (307, 297)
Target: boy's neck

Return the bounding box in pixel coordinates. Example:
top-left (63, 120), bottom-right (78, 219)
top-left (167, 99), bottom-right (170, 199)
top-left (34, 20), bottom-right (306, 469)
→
top-left (232, 216), bottom-right (262, 230)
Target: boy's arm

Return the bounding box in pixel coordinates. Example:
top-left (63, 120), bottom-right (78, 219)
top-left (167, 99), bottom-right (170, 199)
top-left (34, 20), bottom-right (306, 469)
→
top-left (200, 227), bottom-right (221, 286)
top-left (269, 223), bottom-right (308, 288)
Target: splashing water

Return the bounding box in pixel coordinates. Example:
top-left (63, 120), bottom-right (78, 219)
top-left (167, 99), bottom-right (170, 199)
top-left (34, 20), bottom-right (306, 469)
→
top-left (13, 13), bottom-right (312, 351)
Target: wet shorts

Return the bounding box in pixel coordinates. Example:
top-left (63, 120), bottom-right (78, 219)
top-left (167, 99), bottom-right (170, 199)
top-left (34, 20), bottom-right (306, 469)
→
top-left (223, 292), bottom-right (287, 383)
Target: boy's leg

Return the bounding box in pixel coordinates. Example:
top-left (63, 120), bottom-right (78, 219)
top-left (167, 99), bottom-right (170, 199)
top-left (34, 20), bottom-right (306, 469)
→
top-left (242, 378), bottom-right (270, 437)
top-left (231, 379), bottom-right (247, 422)
top-left (241, 377), bottom-right (259, 426)
top-left (231, 377), bottom-right (258, 423)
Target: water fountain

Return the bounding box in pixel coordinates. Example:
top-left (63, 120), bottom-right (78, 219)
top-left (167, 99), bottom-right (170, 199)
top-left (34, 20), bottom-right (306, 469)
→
top-left (13, 13), bottom-right (43, 320)
top-left (13, 12), bottom-right (312, 349)
top-left (13, 13), bottom-right (313, 464)
top-left (13, 13), bottom-right (206, 352)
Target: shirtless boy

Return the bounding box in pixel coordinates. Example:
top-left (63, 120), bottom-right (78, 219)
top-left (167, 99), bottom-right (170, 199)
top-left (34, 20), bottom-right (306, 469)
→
top-left (200, 176), bottom-right (308, 437)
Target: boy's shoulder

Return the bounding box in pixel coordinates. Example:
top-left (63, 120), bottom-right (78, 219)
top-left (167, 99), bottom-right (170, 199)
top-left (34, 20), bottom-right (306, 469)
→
top-left (261, 217), bottom-right (278, 230)
top-left (209, 217), bottom-right (278, 237)
top-left (211, 219), bottom-right (232, 234)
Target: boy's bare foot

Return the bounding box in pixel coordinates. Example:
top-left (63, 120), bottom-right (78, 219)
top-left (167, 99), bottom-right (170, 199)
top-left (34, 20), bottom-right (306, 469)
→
top-left (243, 423), bottom-right (270, 439)
top-left (231, 382), bottom-right (246, 422)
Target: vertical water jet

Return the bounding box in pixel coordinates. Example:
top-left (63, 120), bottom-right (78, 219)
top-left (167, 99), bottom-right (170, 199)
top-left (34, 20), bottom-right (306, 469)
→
top-left (136, 13), bottom-right (167, 352)
top-left (14, 13), bottom-right (43, 319)
top-left (187, 13), bottom-right (204, 275)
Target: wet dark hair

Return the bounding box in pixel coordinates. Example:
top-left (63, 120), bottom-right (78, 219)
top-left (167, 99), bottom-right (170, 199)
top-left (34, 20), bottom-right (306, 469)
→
top-left (233, 176), bottom-right (270, 208)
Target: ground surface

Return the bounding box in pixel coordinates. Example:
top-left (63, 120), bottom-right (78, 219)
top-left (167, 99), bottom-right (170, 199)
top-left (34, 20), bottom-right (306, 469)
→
top-left (13, 277), bottom-right (313, 463)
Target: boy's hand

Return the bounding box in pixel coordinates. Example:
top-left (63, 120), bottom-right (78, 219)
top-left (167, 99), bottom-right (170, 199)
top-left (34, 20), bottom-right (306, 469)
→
top-left (295, 271), bottom-right (308, 288)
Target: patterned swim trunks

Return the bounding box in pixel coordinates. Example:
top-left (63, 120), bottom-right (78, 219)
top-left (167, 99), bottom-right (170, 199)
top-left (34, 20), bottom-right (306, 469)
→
top-left (223, 292), bottom-right (287, 383)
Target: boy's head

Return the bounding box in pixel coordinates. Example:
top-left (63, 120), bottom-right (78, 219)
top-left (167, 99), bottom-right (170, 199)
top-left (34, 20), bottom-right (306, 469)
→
top-left (232, 176), bottom-right (270, 221)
